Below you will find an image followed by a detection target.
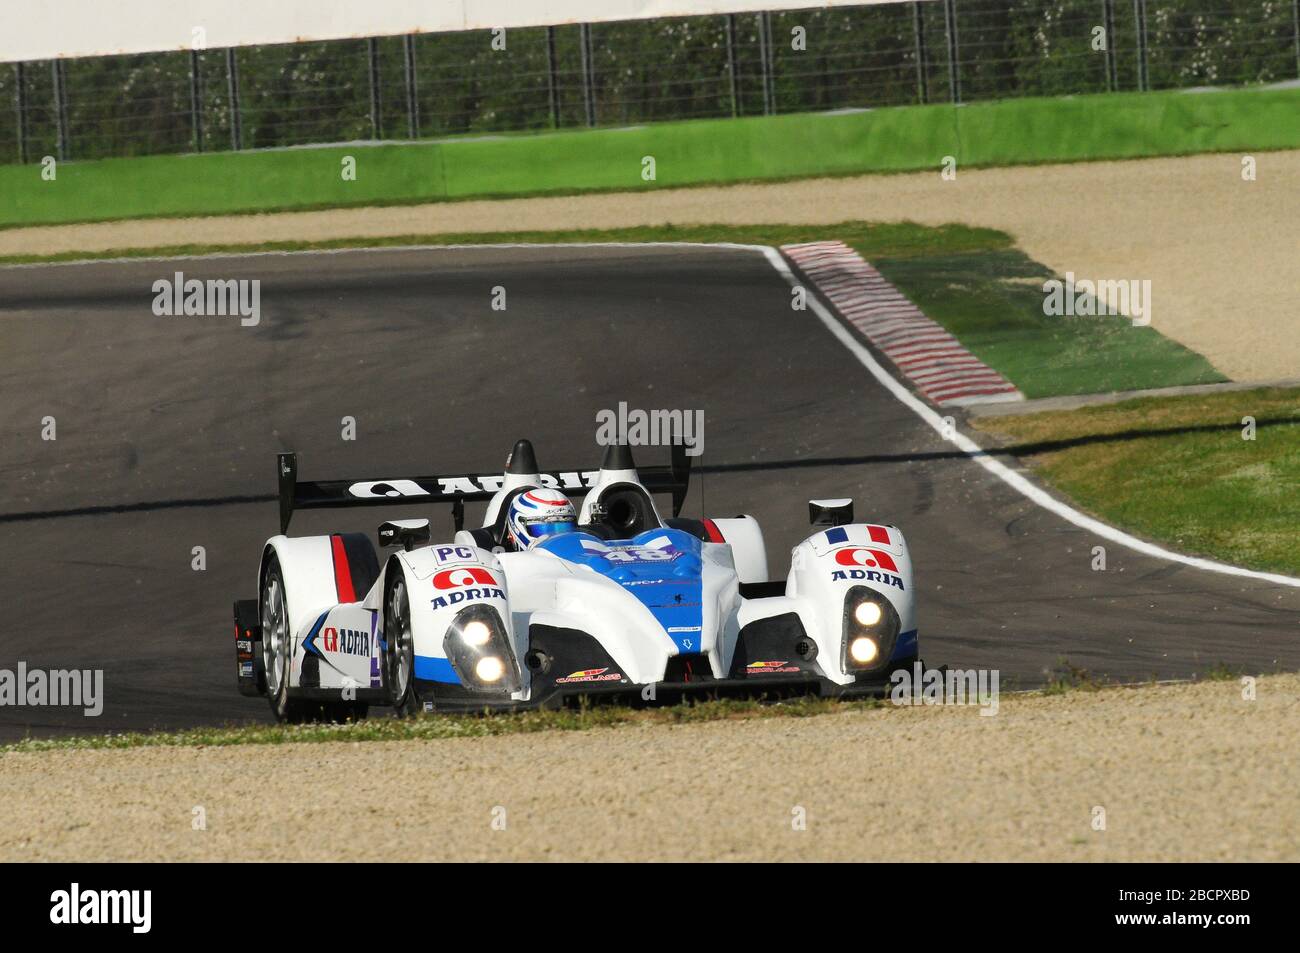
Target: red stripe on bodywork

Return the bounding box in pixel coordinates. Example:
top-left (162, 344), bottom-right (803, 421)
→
top-left (330, 534), bottom-right (357, 602)
top-left (867, 525), bottom-right (891, 545)
top-left (703, 519), bottom-right (726, 544)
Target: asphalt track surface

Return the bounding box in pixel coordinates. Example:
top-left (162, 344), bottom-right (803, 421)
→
top-left (1, 245), bottom-right (1296, 741)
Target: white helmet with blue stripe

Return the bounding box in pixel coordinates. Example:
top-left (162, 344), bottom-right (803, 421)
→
top-left (507, 487), bottom-right (577, 550)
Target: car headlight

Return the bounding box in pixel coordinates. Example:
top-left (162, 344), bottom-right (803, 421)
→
top-left (841, 586), bottom-right (900, 674)
top-left (461, 620), bottom-right (492, 647)
top-left (849, 636), bottom-right (879, 664)
top-left (443, 605), bottom-right (521, 694)
top-left (853, 601), bottom-right (883, 627)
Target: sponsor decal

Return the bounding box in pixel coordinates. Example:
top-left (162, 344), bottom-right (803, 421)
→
top-left (348, 471), bottom-right (598, 500)
top-left (322, 626), bottom-right (371, 656)
top-left (745, 660), bottom-right (801, 675)
top-left (431, 545), bottom-right (477, 564)
top-left (832, 568), bottom-right (905, 590)
top-left (430, 586), bottom-right (505, 611)
top-left (555, 668), bottom-right (625, 685)
top-left (433, 566), bottom-right (498, 590)
top-left (240, 660), bottom-right (255, 677)
top-left (236, 639), bottom-right (253, 655)
top-left (834, 547), bottom-right (900, 573)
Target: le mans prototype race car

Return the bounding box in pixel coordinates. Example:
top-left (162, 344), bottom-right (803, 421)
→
top-left (232, 438), bottom-right (919, 720)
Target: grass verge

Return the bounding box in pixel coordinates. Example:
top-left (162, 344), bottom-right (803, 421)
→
top-left (0, 219), bottom-right (1223, 398)
top-left (3, 695), bottom-right (876, 752)
top-left (3, 661), bottom-right (1257, 752)
top-left (3, 87), bottom-right (1298, 228)
top-left (873, 251), bottom-right (1226, 396)
top-left (972, 386), bottom-right (1300, 575)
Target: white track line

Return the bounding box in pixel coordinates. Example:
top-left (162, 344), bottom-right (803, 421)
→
top-left (759, 245), bottom-right (1300, 590)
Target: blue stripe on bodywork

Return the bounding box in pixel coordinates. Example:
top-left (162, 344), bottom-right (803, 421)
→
top-left (824, 527), bottom-right (848, 544)
top-left (415, 655), bottom-right (461, 684)
top-left (300, 611), bottom-right (330, 659)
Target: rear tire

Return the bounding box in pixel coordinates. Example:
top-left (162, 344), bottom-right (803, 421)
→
top-left (383, 569), bottom-right (426, 716)
top-left (260, 554), bottom-right (315, 724)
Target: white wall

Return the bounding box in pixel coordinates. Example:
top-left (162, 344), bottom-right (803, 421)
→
top-left (4, 1), bottom-right (912, 64)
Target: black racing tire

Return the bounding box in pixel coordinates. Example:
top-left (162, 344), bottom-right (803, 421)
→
top-left (259, 554), bottom-right (315, 724)
top-left (383, 566), bottom-right (426, 717)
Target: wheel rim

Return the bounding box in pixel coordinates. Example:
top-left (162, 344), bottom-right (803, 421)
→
top-left (261, 574), bottom-right (288, 695)
top-left (388, 579), bottom-right (413, 701)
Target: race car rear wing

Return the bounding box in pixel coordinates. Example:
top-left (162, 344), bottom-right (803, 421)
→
top-left (277, 441), bottom-right (693, 534)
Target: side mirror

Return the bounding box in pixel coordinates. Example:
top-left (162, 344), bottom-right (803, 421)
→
top-left (809, 499), bottom-right (853, 527)
top-left (378, 519), bottom-right (431, 552)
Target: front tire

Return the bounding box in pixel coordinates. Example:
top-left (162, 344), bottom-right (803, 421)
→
top-left (383, 569), bottom-right (425, 716)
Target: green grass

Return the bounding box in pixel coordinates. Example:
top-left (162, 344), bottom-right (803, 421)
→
top-left (3, 86), bottom-right (1298, 228)
top-left (2, 664), bottom-right (1255, 751)
top-left (0, 219), bottom-right (1224, 398)
top-left (3, 694), bottom-right (877, 752)
top-left (874, 250), bottom-right (1227, 397)
top-left (973, 387), bottom-right (1300, 575)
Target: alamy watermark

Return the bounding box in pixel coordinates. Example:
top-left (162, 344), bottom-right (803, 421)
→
top-left (889, 662), bottom-right (999, 716)
top-left (50, 883), bottom-right (150, 933)
top-left (152, 271), bottom-right (261, 327)
top-left (1042, 272), bottom-right (1151, 327)
top-left (595, 402), bottom-right (704, 457)
top-left (0, 662), bottom-right (103, 716)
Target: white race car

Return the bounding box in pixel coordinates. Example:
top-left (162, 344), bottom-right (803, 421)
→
top-left (232, 438), bottom-right (919, 720)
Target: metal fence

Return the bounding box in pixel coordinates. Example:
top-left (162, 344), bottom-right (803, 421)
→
top-left (3, 0), bottom-right (1298, 164)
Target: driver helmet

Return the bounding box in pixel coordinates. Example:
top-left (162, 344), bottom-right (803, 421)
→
top-left (506, 488), bottom-right (577, 550)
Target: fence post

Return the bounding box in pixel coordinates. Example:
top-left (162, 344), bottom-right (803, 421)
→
top-left (579, 23), bottom-right (595, 126)
top-left (51, 60), bottom-right (70, 160)
top-left (942, 0), bottom-right (961, 104)
top-left (758, 11), bottom-right (773, 115)
top-left (913, 2), bottom-right (929, 104)
top-left (1132, 0), bottom-right (1149, 91)
top-left (226, 47), bottom-right (243, 150)
top-left (1102, 0), bottom-right (1117, 91)
top-left (13, 63), bottom-right (27, 164)
top-left (367, 38), bottom-right (382, 140)
top-left (189, 49), bottom-right (204, 152)
top-left (725, 14), bottom-right (739, 117)
top-left (403, 34), bottom-right (419, 139)
top-left (546, 26), bottom-right (560, 128)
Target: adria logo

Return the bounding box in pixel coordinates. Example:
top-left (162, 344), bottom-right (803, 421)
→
top-left (433, 566), bottom-right (498, 590)
top-left (834, 547), bottom-right (900, 573)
